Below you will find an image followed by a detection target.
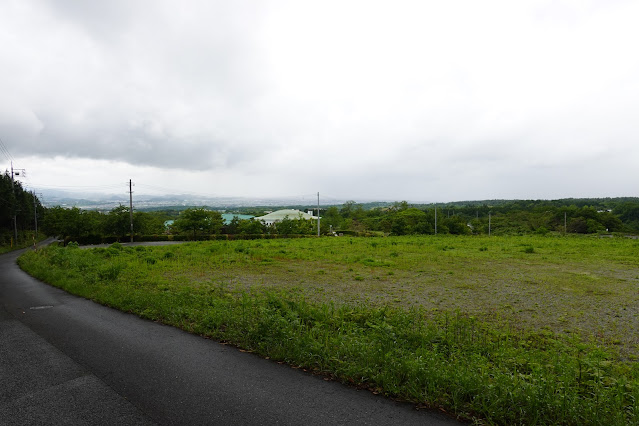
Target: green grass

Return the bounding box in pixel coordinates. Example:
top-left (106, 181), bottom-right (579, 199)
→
top-left (0, 232), bottom-right (47, 254)
top-left (18, 235), bottom-right (639, 425)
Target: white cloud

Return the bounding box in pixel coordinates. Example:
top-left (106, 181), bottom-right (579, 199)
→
top-left (1, 0), bottom-right (638, 202)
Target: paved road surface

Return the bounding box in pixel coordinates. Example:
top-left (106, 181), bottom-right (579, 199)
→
top-left (0, 243), bottom-right (460, 425)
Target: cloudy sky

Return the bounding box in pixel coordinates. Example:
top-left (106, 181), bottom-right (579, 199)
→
top-left (1, 0), bottom-right (638, 203)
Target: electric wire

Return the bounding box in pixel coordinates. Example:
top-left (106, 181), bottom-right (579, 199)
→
top-left (0, 137), bottom-right (15, 163)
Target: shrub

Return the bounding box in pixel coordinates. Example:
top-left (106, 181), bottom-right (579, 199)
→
top-left (97, 263), bottom-right (122, 281)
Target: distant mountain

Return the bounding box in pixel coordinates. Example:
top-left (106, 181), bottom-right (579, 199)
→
top-left (38, 189), bottom-right (391, 211)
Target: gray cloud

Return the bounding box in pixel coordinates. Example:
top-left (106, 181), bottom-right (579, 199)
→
top-left (2, 0), bottom-right (270, 170)
top-left (1, 0), bottom-right (639, 200)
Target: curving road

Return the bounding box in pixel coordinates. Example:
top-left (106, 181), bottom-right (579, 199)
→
top-left (0, 243), bottom-right (460, 425)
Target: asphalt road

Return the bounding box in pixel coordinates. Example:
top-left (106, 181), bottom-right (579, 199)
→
top-left (0, 243), bottom-right (460, 425)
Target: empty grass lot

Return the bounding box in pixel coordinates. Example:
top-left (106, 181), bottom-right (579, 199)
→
top-left (19, 235), bottom-right (639, 425)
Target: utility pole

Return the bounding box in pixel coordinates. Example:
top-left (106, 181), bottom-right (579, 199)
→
top-left (434, 206), bottom-right (437, 235)
top-left (564, 212), bottom-right (567, 234)
top-left (10, 162), bottom-right (25, 244)
top-left (11, 162), bottom-right (17, 243)
top-left (317, 192), bottom-right (320, 237)
top-left (129, 179), bottom-right (134, 243)
top-left (33, 191), bottom-right (38, 237)
top-left (489, 212), bottom-right (491, 236)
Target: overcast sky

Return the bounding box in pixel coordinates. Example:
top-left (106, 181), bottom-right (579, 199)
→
top-left (1, 0), bottom-right (638, 203)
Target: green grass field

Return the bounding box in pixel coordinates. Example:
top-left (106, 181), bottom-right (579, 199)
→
top-left (18, 235), bottom-right (639, 425)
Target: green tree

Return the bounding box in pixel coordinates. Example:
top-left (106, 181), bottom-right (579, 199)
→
top-left (1, 172), bottom-right (45, 243)
top-left (41, 206), bottom-right (67, 237)
top-left (274, 216), bottom-right (314, 235)
top-left (586, 219), bottom-right (605, 233)
top-left (598, 211), bottom-right (622, 232)
top-left (340, 201), bottom-right (364, 221)
top-left (174, 208), bottom-right (223, 239)
top-left (237, 219), bottom-right (266, 235)
top-left (224, 216), bottom-right (240, 234)
top-left (443, 216), bottom-right (471, 235)
top-left (133, 211), bottom-right (166, 235)
top-left (322, 206), bottom-right (342, 229)
top-left (390, 208), bottom-right (431, 235)
top-left (103, 205), bottom-right (132, 237)
top-left (568, 217), bottom-right (588, 234)
top-left (390, 216), bottom-right (408, 235)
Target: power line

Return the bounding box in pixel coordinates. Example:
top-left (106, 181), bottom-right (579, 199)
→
top-left (0, 136), bottom-right (15, 163)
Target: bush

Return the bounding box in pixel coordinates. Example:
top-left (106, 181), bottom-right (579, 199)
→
top-left (535, 226), bottom-right (550, 235)
top-left (97, 263), bottom-right (122, 281)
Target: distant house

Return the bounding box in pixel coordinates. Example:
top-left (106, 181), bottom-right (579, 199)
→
top-left (253, 209), bottom-right (318, 226)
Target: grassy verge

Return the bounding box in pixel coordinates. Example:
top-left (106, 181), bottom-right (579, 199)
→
top-left (18, 236), bottom-right (639, 425)
top-left (0, 232), bottom-right (47, 254)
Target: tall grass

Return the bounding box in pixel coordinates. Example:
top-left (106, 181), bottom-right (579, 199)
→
top-left (18, 238), bottom-right (639, 425)
top-left (0, 231), bottom-right (46, 254)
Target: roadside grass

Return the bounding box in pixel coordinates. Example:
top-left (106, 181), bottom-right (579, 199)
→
top-left (0, 232), bottom-right (47, 254)
top-left (18, 235), bottom-right (639, 425)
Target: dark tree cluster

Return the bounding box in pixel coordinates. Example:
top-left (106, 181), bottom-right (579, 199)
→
top-left (0, 172), bottom-right (44, 245)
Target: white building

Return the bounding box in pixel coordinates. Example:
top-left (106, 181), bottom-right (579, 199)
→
top-left (252, 209), bottom-right (318, 226)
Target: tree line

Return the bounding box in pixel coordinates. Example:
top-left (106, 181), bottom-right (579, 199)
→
top-left (318, 199), bottom-right (638, 236)
top-left (3, 193), bottom-right (639, 246)
top-left (39, 206), bottom-right (316, 242)
top-left (0, 172), bottom-right (44, 246)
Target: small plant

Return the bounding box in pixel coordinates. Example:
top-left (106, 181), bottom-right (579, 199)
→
top-left (97, 263), bottom-right (123, 281)
top-left (535, 226), bottom-right (550, 235)
top-left (523, 246), bottom-right (535, 254)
